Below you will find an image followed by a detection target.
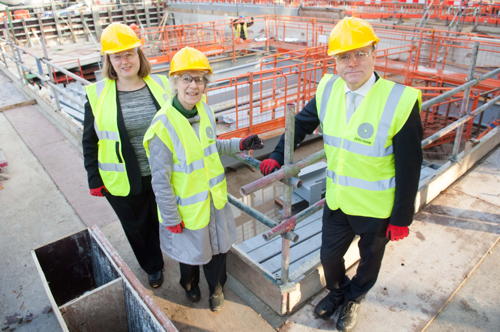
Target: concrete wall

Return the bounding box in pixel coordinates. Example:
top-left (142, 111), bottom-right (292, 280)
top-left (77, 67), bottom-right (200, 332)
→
top-left (168, 2), bottom-right (298, 25)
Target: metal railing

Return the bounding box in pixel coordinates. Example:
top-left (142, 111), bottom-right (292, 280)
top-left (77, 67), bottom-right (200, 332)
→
top-left (0, 37), bottom-right (89, 123)
top-left (238, 67), bottom-right (499, 286)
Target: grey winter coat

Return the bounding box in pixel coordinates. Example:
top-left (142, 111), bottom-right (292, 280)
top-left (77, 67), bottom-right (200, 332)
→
top-left (148, 120), bottom-right (241, 265)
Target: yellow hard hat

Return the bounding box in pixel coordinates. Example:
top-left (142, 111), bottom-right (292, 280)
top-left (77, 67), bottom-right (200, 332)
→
top-left (169, 47), bottom-right (213, 76)
top-left (100, 23), bottom-right (142, 54)
top-left (327, 17), bottom-right (379, 56)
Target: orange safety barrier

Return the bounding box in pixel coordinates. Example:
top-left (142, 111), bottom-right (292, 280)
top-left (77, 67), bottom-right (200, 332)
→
top-left (142, 15), bottom-right (499, 145)
top-left (169, 0), bottom-right (500, 25)
top-left (13, 10), bottom-right (30, 20)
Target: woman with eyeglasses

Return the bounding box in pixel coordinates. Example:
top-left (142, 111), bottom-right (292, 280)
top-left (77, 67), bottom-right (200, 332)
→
top-left (82, 23), bottom-right (171, 288)
top-left (143, 46), bottom-right (264, 312)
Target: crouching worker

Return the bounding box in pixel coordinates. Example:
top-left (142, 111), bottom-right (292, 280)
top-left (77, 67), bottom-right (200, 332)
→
top-left (143, 47), bottom-right (264, 312)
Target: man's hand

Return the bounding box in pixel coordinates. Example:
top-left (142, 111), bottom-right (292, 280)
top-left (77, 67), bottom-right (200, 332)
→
top-left (166, 221), bottom-right (185, 234)
top-left (90, 185), bottom-right (108, 197)
top-left (386, 224), bottom-right (409, 241)
top-left (259, 158), bottom-right (281, 175)
top-left (240, 134), bottom-right (264, 151)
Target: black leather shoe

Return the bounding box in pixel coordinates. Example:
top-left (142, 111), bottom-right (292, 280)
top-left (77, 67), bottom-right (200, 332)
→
top-left (148, 270), bottom-right (163, 288)
top-left (336, 301), bottom-right (360, 331)
top-left (209, 291), bottom-right (224, 312)
top-left (184, 285), bottom-right (201, 303)
top-left (314, 292), bottom-right (343, 319)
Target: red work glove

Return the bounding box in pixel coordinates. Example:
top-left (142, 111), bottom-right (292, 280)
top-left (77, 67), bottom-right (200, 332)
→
top-left (240, 134), bottom-right (264, 151)
top-left (166, 221), bottom-right (185, 234)
top-left (89, 185), bottom-right (108, 197)
top-left (386, 224), bottom-right (409, 241)
top-left (259, 158), bottom-right (281, 175)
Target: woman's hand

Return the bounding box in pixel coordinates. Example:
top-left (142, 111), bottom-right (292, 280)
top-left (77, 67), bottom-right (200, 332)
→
top-left (240, 134), bottom-right (264, 151)
top-left (166, 221), bottom-right (185, 233)
top-left (90, 185), bottom-right (108, 197)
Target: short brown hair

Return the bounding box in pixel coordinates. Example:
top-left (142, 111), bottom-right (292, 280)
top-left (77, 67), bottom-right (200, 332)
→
top-left (103, 48), bottom-right (151, 80)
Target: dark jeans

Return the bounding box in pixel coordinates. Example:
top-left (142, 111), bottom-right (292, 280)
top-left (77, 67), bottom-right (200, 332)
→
top-left (179, 253), bottom-right (227, 296)
top-left (320, 206), bottom-right (389, 302)
top-left (105, 176), bottom-right (164, 275)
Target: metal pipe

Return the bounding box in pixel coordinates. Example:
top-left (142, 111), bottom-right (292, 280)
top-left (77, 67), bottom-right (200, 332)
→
top-left (263, 198), bottom-right (325, 241)
top-left (422, 94), bottom-right (500, 147)
top-left (240, 149), bottom-right (326, 196)
top-left (452, 42), bottom-right (479, 158)
top-left (41, 58), bottom-right (90, 85)
top-left (280, 103), bottom-right (296, 284)
top-left (227, 194), bottom-right (298, 242)
top-left (231, 152), bottom-right (302, 189)
top-left (421, 67), bottom-right (500, 110)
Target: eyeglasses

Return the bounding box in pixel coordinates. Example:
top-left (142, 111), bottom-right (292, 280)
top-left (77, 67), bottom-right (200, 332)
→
top-left (335, 50), bottom-right (372, 64)
top-left (109, 50), bottom-right (138, 63)
top-left (179, 74), bottom-right (207, 86)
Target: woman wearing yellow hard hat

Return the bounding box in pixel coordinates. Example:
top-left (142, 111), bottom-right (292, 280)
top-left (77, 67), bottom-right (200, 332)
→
top-left (143, 46), bottom-right (264, 312)
top-left (82, 23), bottom-right (171, 288)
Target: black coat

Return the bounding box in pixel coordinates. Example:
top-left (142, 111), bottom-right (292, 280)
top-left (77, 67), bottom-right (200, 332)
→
top-left (82, 86), bottom-right (161, 196)
top-left (269, 74), bottom-right (423, 228)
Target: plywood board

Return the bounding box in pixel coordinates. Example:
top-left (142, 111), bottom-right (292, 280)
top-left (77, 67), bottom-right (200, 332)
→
top-left (60, 279), bottom-right (127, 332)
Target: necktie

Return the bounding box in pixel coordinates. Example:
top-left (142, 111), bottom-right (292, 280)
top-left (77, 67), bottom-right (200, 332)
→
top-left (346, 91), bottom-right (358, 122)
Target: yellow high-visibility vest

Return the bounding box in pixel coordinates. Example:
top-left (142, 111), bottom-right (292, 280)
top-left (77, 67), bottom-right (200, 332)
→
top-left (316, 74), bottom-right (421, 218)
top-left (234, 22), bottom-right (248, 39)
top-left (143, 100), bottom-right (228, 230)
top-left (85, 74), bottom-right (171, 196)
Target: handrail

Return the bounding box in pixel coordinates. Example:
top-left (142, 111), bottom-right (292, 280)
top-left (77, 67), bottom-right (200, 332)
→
top-left (421, 68), bottom-right (500, 110)
top-left (422, 94), bottom-right (500, 148)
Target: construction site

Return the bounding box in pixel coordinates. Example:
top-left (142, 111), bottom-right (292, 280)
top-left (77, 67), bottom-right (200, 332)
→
top-left (0, 0), bottom-right (499, 331)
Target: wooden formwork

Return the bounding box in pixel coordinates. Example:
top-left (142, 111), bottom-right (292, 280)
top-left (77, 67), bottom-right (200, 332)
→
top-left (2, 3), bottom-right (167, 46)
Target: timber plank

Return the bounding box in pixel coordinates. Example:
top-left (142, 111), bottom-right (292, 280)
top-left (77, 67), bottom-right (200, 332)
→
top-left (262, 233), bottom-right (322, 274)
top-left (235, 209), bottom-right (322, 254)
top-left (250, 218), bottom-right (322, 263)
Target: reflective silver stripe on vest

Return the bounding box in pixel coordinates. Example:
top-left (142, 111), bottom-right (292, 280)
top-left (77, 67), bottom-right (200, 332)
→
top-left (96, 80), bottom-right (106, 97)
top-left (95, 130), bottom-right (119, 141)
top-left (327, 170), bottom-right (395, 191)
top-left (151, 74), bottom-right (169, 101)
top-left (150, 74), bottom-right (163, 87)
top-left (152, 114), bottom-right (208, 174)
top-left (319, 76), bottom-right (338, 123)
top-left (177, 190), bottom-right (209, 206)
top-left (323, 134), bottom-right (341, 147)
top-left (375, 83), bottom-right (406, 147)
top-left (209, 173), bottom-right (225, 188)
top-left (152, 114), bottom-right (187, 164)
top-left (173, 159), bottom-right (205, 173)
top-left (321, 81), bottom-right (406, 157)
top-left (203, 102), bottom-right (217, 129)
top-left (99, 162), bottom-right (125, 172)
top-left (204, 143), bottom-right (218, 157)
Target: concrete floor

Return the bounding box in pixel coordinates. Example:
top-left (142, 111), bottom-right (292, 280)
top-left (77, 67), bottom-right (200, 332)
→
top-left (0, 70), bottom-right (499, 331)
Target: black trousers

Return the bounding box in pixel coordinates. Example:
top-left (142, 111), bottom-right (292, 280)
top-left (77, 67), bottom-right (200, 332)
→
top-left (105, 176), bottom-right (164, 275)
top-left (320, 206), bottom-right (389, 302)
top-left (179, 253), bottom-right (227, 296)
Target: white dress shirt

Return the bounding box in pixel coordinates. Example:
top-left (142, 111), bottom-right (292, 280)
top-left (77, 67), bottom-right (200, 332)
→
top-left (344, 73), bottom-right (376, 122)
